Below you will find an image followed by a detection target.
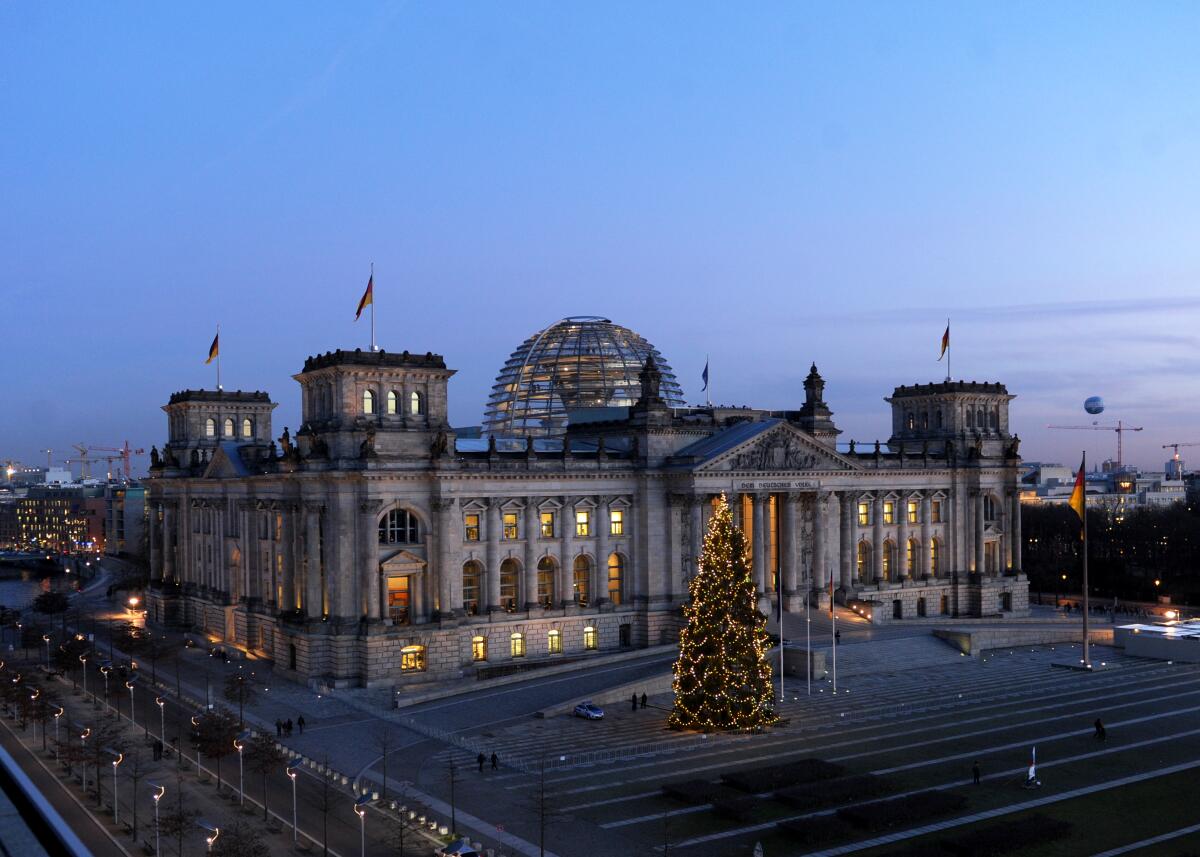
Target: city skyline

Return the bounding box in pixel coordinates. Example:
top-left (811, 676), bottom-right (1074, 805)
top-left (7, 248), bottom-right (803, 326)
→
top-left (5, 3), bottom-right (1200, 472)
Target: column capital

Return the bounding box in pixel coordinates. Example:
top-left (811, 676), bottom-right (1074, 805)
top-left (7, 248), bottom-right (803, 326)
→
top-left (431, 497), bottom-right (457, 513)
top-left (360, 499), bottom-right (387, 515)
top-left (303, 502), bottom-right (325, 515)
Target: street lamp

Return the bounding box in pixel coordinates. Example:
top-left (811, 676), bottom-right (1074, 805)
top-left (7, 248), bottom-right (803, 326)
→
top-left (156, 696), bottom-right (166, 750)
top-left (53, 706), bottom-right (63, 760)
top-left (197, 819), bottom-right (220, 854)
top-left (108, 750), bottom-right (123, 824)
top-left (286, 757), bottom-right (303, 844)
top-left (79, 653), bottom-right (90, 700)
top-left (125, 676), bottom-right (137, 732)
top-left (353, 794), bottom-right (371, 857)
top-left (149, 781), bottom-right (165, 857)
top-left (234, 731), bottom-right (250, 806)
top-left (191, 716), bottom-right (201, 769)
top-left (42, 634), bottom-right (51, 668)
top-left (99, 663), bottom-right (112, 711)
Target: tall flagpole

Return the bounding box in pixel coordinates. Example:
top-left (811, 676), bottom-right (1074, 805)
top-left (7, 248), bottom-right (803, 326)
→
top-left (1082, 450), bottom-right (1090, 669)
top-left (216, 324), bottom-right (222, 391)
top-left (805, 563), bottom-right (811, 697)
top-left (370, 262), bottom-right (376, 352)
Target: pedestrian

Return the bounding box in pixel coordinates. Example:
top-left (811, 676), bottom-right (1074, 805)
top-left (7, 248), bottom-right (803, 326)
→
top-left (632, 693), bottom-right (638, 712)
top-left (640, 693), bottom-right (647, 709)
top-left (972, 760), bottom-right (980, 785)
top-left (288, 718), bottom-right (295, 736)
top-left (477, 752), bottom-right (485, 773)
top-left (491, 752), bottom-right (498, 770)
top-left (1094, 718), bottom-right (1106, 741)
top-left (276, 719), bottom-right (283, 737)
top-left (297, 715), bottom-right (305, 734)
top-left (834, 629), bottom-right (841, 643)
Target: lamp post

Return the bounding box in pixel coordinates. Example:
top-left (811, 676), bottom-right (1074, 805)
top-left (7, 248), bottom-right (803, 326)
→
top-left (99, 664), bottom-right (112, 712)
top-left (353, 794), bottom-right (370, 857)
top-left (42, 634), bottom-right (51, 668)
top-left (109, 750), bottom-right (123, 824)
top-left (79, 654), bottom-right (89, 700)
top-left (53, 706), bottom-right (63, 760)
top-left (190, 716), bottom-right (200, 770)
top-left (125, 677), bottom-right (136, 732)
top-left (29, 688), bottom-right (40, 747)
top-left (197, 819), bottom-right (220, 854)
top-left (234, 731), bottom-right (250, 806)
top-left (156, 697), bottom-right (166, 750)
top-left (149, 781), bottom-right (165, 857)
top-left (287, 758), bottom-right (303, 844)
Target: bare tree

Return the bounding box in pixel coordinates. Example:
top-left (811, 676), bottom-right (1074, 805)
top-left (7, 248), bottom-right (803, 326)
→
top-left (384, 783), bottom-right (419, 857)
top-left (314, 753), bottom-right (334, 857)
top-left (223, 672), bottom-right (258, 729)
top-left (192, 708), bottom-right (239, 792)
top-left (158, 770), bottom-right (197, 857)
top-left (373, 724), bottom-right (396, 801)
top-left (211, 821), bottom-right (269, 857)
top-left (244, 733), bottom-right (284, 821)
top-left (124, 749), bottom-right (147, 841)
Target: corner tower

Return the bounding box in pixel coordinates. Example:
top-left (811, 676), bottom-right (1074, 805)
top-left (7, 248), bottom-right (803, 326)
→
top-left (886, 381), bottom-right (1015, 457)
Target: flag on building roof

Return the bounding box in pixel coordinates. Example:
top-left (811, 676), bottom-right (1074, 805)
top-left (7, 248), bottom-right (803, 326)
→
top-left (1069, 455), bottom-right (1086, 523)
top-left (701, 359), bottom-right (709, 392)
top-left (938, 322), bottom-right (950, 361)
top-left (355, 274), bottom-right (374, 320)
top-left (205, 331), bottom-right (219, 365)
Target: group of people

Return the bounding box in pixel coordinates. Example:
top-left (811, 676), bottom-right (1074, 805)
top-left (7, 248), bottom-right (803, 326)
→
top-left (476, 752), bottom-right (499, 772)
top-left (631, 692), bottom-right (648, 711)
top-left (275, 715), bottom-right (306, 736)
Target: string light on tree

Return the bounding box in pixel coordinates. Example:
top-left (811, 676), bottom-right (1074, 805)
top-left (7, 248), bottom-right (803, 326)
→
top-left (669, 493), bottom-right (777, 732)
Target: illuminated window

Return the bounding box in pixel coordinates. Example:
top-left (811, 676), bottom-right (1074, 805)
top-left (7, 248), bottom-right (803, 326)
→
top-left (931, 500), bottom-right (942, 523)
top-left (607, 553), bottom-right (624, 605)
top-left (907, 501), bottom-right (919, 524)
top-left (548, 629), bottom-right (562, 654)
top-left (609, 509), bottom-right (624, 536)
top-left (510, 632), bottom-right (525, 658)
top-left (223, 418), bottom-right (235, 437)
top-left (883, 502), bottom-right (894, 525)
top-left (857, 502), bottom-right (869, 527)
top-left (240, 417), bottom-right (252, 438)
top-left (856, 540), bottom-right (872, 580)
top-left (500, 559), bottom-right (519, 609)
top-left (905, 411), bottom-right (915, 430)
top-left (274, 514), bottom-right (283, 541)
top-left (537, 556), bottom-right (556, 606)
top-left (400, 645), bottom-right (425, 672)
top-left (379, 509), bottom-right (419, 544)
top-left (463, 513), bottom-right (480, 541)
top-left (575, 510), bottom-right (590, 537)
top-left (583, 625), bottom-right (597, 650)
top-left (906, 538), bottom-right (917, 576)
top-left (540, 511), bottom-right (555, 538)
top-left (410, 391), bottom-right (424, 415)
top-left (471, 635), bottom-right (487, 661)
top-left (503, 513), bottom-right (519, 540)
top-left (930, 538), bottom-right (940, 575)
top-left (387, 391), bottom-right (398, 415)
top-left (387, 576), bottom-right (410, 624)
top-left (363, 389), bottom-right (376, 415)
top-left (573, 556), bottom-right (591, 605)
top-left (882, 540), bottom-right (895, 579)
top-left (462, 561), bottom-right (482, 614)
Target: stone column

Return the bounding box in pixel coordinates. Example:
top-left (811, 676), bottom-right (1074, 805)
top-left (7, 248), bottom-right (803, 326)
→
top-left (688, 496), bottom-right (703, 579)
top-left (434, 498), bottom-right (456, 618)
top-left (999, 495), bottom-right (1010, 575)
top-left (872, 494), bottom-right (884, 583)
top-left (666, 494), bottom-right (684, 604)
top-left (813, 492), bottom-right (827, 597)
top-left (356, 503), bottom-right (378, 619)
top-left (594, 497), bottom-right (610, 606)
top-left (486, 500), bottom-right (501, 612)
top-left (921, 493), bottom-right (932, 578)
top-left (781, 493), bottom-right (799, 604)
top-left (559, 498), bottom-right (574, 608)
top-left (281, 506), bottom-right (296, 611)
top-left (751, 494), bottom-right (767, 593)
top-left (1011, 491), bottom-right (1023, 574)
top-left (149, 505), bottom-right (162, 580)
top-left (839, 492), bottom-right (853, 590)
top-left (162, 504), bottom-right (175, 582)
top-left (304, 505), bottom-right (323, 617)
top-left (897, 496), bottom-right (910, 580)
top-left (523, 498), bottom-right (539, 610)
top-left (974, 492), bottom-right (986, 575)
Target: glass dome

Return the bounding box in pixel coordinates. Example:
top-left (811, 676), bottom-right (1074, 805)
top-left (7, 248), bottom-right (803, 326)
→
top-left (483, 316), bottom-right (686, 438)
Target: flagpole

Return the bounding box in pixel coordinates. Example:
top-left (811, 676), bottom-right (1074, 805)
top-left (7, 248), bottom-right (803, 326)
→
top-left (805, 568), bottom-right (811, 697)
top-left (1082, 450), bottom-right (1090, 669)
top-left (370, 262), bottom-right (376, 352)
top-left (216, 324), bottom-right (222, 391)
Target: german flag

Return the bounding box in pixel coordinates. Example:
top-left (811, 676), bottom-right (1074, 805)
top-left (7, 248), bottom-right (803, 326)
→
top-left (205, 332), bottom-right (219, 365)
top-left (938, 322), bottom-right (950, 361)
top-left (355, 274), bottom-right (373, 320)
top-left (1068, 455), bottom-right (1086, 525)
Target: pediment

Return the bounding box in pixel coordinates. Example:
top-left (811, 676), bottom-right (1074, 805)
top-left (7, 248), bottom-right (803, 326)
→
top-left (203, 444), bottom-right (251, 479)
top-left (380, 549), bottom-right (427, 574)
top-left (696, 423), bottom-right (858, 474)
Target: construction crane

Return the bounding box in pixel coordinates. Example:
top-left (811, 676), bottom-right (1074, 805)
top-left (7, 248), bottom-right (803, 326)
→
top-left (40, 448), bottom-right (53, 469)
top-left (1047, 420), bottom-right (1144, 469)
top-left (86, 441), bottom-right (146, 481)
top-left (71, 443), bottom-right (91, 479)
top-left (1162, 442), bottom-right (1200, 478)
top-left (95, 455), bottom-right (127, 481)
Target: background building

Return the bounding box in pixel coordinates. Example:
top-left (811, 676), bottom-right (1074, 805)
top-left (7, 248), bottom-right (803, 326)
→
top-left (16, 484), bottom-right (106, 554)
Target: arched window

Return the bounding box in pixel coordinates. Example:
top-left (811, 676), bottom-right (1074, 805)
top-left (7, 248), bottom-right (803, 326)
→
top-left (471, 635), bottom-right (487, 661)
top-left (510, 632), bottom-right (525, 658)
top-left (363, 389), bottom-right (376, 415)
top-left (205, 418), bottom-right (216, 437)
top-left (930, 538), bottom-right (940, 576)
top-left (400, 645), bottom-right (425, 672)
top-left (387, 391), bottom-right (398, 415)
top-left (573, 556), bottom-right (591, 605)
top-left (241, 417), bottom-right (253, 438)
top-left (977, 407), bottom-right (986, 428)
top-left (983, 495), bottom-right (997, 522)
top-left (223, 418), bottom-right (235, 437)
top-left (856, 541), bottom-right (872, 581)
top-left (462, 561), bottom-right (482, 615)
top-left (966, 408), bottom-right (974, 429)
top-left (991, 408), bottom-right (999, 429)
top-left (547, 629), bottom-right (562, 654)
top-left (379, 509), bottom-right (419, 544)
top-left (537, 556), bottom-right (556, 606)
top-left (410, 391), bottom-right (424, 415)
top-left (906, 538), bottom-right (918, 577)
top-left (607, 553), bottom-right (625, 605)
top-left (500, 558), bottom-right (520, 610)
top-left (921, 412), bottom-right (929, 431)
top-left (905, 411), bottom-right (915, 431)
top-left (882, 540), bottom-right (896, 580)
top-left (583, 625), bottom-right (598, 649)
top-left (936, 409), bottom-right (943, 429)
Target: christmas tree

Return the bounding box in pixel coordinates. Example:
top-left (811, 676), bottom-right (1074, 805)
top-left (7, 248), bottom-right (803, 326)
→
top-left (669, 493), bottom-right (777, 731)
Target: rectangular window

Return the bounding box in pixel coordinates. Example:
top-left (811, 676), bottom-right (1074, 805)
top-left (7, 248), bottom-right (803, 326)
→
top-left (387, 576), bottom-right (410, 625)
top-left (609, 509), bottom-right (624, 536)
top-left (275, 513), bottom-right (283, 541)
top-left (583, 626), bottom-right (598, 650)
top-left (548, 630), bottom-right (562, 654)
top-left (503, 512), bottom-right (519, 540)
top-left (471, 636), bottom-right (487, 661)
top-left (575, 510), bottom-right (590, 537)
top-left (883, 501), bottom-right (894, 525)
top-left (510, 633), bottom-right (525, 658)
top-left (857, 502), bottom-right (869, 527)
top-left (931, 500), bottom-right (942, 523)
top-left (464, 513), bottom-right (480, 541)
top-left (540, 511), bottom-right (555, 538)
top-left (908, 501), bottom-right (919, 524)
top-left (400, 646), bottom-right (426, 672)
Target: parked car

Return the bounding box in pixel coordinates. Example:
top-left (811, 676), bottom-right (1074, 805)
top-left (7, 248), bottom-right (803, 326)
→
top-left (574, 701), bottom-right (605, 720)
top-left (436, 837), bottom-right (479, 856)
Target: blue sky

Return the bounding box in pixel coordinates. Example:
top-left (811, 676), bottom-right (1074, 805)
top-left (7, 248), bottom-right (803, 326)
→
top-left (4, 2), bottom-right (1200, 473)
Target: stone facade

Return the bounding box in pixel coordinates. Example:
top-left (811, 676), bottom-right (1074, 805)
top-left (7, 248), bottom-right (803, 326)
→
top-left (145, 349), bottom-right (1027, 688)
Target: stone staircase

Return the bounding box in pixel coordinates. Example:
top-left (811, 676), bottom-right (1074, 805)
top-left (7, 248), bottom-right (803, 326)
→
top-left (807, 633), bottom-right (965, 677)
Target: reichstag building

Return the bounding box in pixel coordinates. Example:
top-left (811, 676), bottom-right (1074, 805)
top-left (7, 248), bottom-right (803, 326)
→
top-left (145, 316), bottom-right (1028, 687)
